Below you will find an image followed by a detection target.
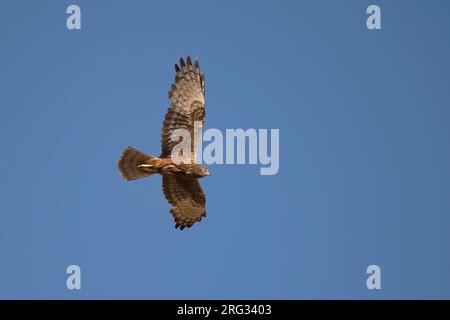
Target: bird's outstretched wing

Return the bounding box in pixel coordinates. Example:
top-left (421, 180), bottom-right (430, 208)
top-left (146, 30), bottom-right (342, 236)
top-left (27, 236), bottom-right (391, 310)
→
top-left (162, 175), bottom-right (206, 230)
top-left (161, 56), bottom-right (205, 163)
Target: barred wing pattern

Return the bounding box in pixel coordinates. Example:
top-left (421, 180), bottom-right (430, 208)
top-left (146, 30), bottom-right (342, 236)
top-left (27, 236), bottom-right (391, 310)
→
top-left (161, 56), bottom-right (207, 230)
top-left (162, 176), bottom-right (206, 230)
top-left (160, 56), bottom-right (205, 163)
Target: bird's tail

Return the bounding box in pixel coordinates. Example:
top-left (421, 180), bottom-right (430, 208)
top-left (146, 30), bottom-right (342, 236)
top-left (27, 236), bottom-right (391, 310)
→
top-left (117, 146), bottom-right (157, 181)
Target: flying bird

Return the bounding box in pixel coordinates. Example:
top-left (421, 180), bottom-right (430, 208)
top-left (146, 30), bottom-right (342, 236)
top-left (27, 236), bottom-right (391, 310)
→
top-left (117, 56), bottom-right (209, 230)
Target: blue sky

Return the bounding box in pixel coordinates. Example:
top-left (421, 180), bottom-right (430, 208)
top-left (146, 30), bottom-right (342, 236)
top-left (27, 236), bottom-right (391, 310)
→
top-left (0, 0), bottom-right (450, 299)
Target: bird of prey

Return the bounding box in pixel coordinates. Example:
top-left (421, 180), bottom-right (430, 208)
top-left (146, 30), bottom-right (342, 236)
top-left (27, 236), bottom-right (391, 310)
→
top-left (117, 56), bottom-right (209, 230)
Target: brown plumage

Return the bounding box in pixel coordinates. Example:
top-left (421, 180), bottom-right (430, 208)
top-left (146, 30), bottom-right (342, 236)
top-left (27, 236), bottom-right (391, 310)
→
top-left (117, 56), bottom-right (209, 231)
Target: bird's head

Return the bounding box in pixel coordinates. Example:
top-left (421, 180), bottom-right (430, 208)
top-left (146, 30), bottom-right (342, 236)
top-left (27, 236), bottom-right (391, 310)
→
top-left (193, 165), bottom-right (210, 178)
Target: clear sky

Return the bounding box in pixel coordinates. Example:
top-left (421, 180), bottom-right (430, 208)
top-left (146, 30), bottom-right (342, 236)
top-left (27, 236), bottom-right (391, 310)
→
top-left (1, 0), bottom-right (450, 299)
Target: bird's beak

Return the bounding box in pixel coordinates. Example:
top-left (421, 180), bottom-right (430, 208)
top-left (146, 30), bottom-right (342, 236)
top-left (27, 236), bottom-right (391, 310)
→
top-left (205, 170), bottom-right (210, 176)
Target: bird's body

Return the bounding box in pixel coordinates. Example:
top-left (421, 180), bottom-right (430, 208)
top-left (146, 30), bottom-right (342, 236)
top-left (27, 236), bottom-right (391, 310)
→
top-left (119, 147), bottom-right (209, 179)
top-left (148, 159), bottom-right (209, 179)
top-left (117, 56), bottom-right (209, 230)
